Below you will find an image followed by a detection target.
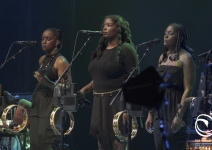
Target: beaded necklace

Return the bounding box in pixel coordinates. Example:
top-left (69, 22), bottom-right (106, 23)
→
top-left (38, 51), bottom-right (58, 74)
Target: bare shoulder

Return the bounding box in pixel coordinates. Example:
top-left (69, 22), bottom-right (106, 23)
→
top-left (159, 54), bottom-right (163, 61)
top-left (179, 49), bottom-right (195, 69)
top-left (158, 54), bottom-right (163, 66)
top-left (179, 49), bottom-right (194, 62)
top-left (56, 55), bottom-right (69, 63)
top-left (55, 55), bottom-right (69, 69)
top-left (39, 55), bottom-right (46, 64)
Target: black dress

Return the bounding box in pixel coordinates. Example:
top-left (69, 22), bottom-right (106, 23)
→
top-left (88, 43), bottom-right (139, 137)
top-left (153, 65), bottom-right (189, 150)
top-left (30, 52), bottom-right (61, 150)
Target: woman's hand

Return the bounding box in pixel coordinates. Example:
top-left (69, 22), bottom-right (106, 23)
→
top-left (171, 116), bottom-right (185, 133)
top-left (34, 71), bottom-right (44, 82)
top-left (145, 112), bottom-right (153, 134)
top-left (77, 91), bottom-right (91, 107)
top-left (34, 72), bottom-right (53, 89)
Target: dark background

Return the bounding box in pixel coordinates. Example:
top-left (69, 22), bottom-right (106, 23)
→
top-left (0, 1), bottom-right (211, 149)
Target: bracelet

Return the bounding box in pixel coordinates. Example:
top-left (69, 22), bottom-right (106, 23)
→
top-left (178, 104), bottom-right (182, 109)
top-left (176, 112), bottom-right (183, 120)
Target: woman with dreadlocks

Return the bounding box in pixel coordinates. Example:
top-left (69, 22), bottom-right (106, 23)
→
top-left (145, 23), bottom-right (196, 150)
top-left (79, 15), bottom-right (139, 150)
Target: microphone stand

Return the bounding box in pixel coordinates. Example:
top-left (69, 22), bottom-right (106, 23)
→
top-left (0, 45), bottom-right (29, 69)
top-left (202, 50), bottom-right (212, 115)
top-left (54, 35), bottom-right (93, 150)
top-left (60, 75), bottom-right (68, 150)
top-left (54, 36), bottom-right (92, 86)
top-left (110, 44), bottom-right (153, 150)
top-left (156, 96), bottom-right (170, 150)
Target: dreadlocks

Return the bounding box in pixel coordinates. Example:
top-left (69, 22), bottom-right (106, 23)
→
top-left (160, 23), bottom-right (195, 63)
top-left (91, 15), bottom-right (134, 63)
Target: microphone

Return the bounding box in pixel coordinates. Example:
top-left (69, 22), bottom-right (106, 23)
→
top-left (80, 30), bottom-right (102, 36)
top-left (15, 41), bottom-right (38, 46)
top-left (137, 38), bottom-right (160, 47)
top-left (198, 50), bottom-right (212, 58)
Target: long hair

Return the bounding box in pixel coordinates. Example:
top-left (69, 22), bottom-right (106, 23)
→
top-left (160, 23), bottom-right (195, 63)
top-left (91, 15), bottom-right (134, 62)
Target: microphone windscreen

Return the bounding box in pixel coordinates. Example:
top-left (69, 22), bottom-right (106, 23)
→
top-left (18, 99), bottom-right (32, 109)
top-left (14, 106), bottom-right (23, 125)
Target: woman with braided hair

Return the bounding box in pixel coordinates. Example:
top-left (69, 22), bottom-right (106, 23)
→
top-left (145, 23), bottom-right (196, 150)
top-left (30, 28), bottom-right (71, 150)
top-left (79, 15), bottom-right (139, 150)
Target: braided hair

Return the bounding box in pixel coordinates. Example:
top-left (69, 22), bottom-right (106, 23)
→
top-left (91, 15), bottom-right (134, 63)
top-left (160, 23), bottom-right (195, 63)
top-left (45, 28), bottom-right (62, 50)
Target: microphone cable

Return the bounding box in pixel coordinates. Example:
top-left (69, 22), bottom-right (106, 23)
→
top-left (71, 30), bottom-right (81, 63)
top-left (0, 42), bottom-right (16, 70)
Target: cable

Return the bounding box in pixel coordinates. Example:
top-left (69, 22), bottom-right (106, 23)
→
top-left (0, 42), bottom-right (16, 69)
top-left (71, 31), bottom-right (81, 62)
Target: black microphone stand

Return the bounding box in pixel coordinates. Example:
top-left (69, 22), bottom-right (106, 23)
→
top-left (54, 35), bottom-right (93, 150)
top-left (110, 44), bottom-right (153, 150)
top-left (155, 96), bottom-right (170, 150)
top-left (0, 45), bottom-right (29, 69)
top-left (54, 36), bottom-right (92, 86)
top-left (202, 50), bottom-right (212, 115)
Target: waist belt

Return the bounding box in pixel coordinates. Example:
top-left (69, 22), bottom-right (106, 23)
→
top-left (93, 88), bottom-right (121, 97)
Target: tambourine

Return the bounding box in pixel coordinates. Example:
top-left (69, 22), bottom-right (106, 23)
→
top-left (50, 107), bottom-right (74, 136)
top-left (1, 104), bottom-right (28, 134)
top-left (113, 111), bottom-right (138, 142)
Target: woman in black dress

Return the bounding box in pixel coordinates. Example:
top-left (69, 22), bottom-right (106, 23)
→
top-left (145, 23), bottom-right (196, 150)
top-left (30, 28), bottom-right (71, 150)
top-left (79, 15), bottom-right (139, 150)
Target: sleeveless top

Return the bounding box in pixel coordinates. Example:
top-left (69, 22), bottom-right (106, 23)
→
top-left (157, 65), bottom-right (189, 124)
top-left (34, 52), bottom-right (61, 91)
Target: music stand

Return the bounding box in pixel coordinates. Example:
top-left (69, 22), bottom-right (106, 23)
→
top-left (122, 66), bottom-right (170, 150)
top-left (122, 66), bottom-right (165, 109)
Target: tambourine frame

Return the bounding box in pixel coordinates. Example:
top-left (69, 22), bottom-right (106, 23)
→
top-left (50, 107), bottom-right (74, 136)
top-left (113, 111), bottom-right (138, 142)
top-left (1, 104), bottom-right (28, 134)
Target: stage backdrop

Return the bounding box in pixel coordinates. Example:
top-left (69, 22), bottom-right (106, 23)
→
top-left (0, 1), bottom-right (211, 149)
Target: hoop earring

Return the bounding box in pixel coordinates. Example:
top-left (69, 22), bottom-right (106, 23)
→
top-left (58, 42), bottom-right (62, 51)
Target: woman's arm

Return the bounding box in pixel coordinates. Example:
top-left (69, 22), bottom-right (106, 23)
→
top-left (55, 56), bottom-right (71, 89)
top-left (122, 43), bottom-right (139, 74)
top-left (171, 51), bottom-right (196, 133)
top-left (145, 54), bottom-right (163, 133)
top-left (177, 52), bottom-right (196, 118)
top-left (79, 80), bottom-right (94, 93)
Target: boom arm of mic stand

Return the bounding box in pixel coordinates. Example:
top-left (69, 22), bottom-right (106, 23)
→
top-left (54, 36), bottom-right (92, 86)
top-left (55, 36), bottom-right (93, 150)
top-left (0, 45), bottom-right (29, 69)
top-left (110, 45), bottom-right (152, 105)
